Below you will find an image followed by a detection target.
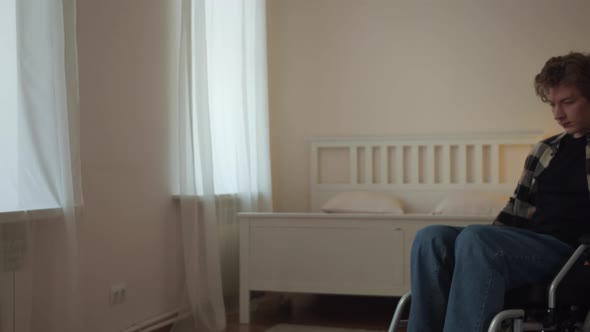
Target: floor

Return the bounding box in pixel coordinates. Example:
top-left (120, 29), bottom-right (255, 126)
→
top-left (224, 293), bottom-right (406, 332)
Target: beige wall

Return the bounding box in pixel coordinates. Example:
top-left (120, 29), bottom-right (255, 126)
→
top-left (76, 0), bottom-right (182, 331)
top-left (268, 0), bottom-right (590, 212)
top-left (28, 1), bottom-right (590, 330)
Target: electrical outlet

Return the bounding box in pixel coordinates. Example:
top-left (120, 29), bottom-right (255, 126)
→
top-left (110, 283), bottom-right (127, 305)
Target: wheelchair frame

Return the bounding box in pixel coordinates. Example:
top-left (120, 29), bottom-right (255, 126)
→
top-left (388, 242), bottom-right (590, 332)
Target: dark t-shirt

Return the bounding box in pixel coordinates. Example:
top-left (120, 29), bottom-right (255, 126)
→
top-left (531, 134), bottom-right (590, 247)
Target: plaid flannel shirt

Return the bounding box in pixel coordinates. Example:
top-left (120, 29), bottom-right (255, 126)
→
top-left (493, 132), bottom-right (590, 228)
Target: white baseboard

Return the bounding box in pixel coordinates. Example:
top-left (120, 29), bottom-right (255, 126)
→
top-left (121, 308), bottom-right (190, 332)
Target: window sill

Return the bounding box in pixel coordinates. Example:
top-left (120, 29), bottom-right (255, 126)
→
top-left (172, 194), bottom-right (237, 201)
top-left (0, 208), bottom-right (63, 223)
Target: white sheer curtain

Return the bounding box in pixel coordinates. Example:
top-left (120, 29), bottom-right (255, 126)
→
top-left (174, 0), bottom-right (272, 331)
top-left (5, 0), bottom-right (82, 331)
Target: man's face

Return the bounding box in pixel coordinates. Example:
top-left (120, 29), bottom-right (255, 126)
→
top-left (546, 85), bottom-right (590, 138)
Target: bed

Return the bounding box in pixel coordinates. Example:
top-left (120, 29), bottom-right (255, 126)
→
top-left (238, 131), bottom-right (542, 323)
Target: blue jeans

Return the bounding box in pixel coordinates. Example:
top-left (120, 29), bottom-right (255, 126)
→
top-left (407, 224), bottom-right (574, 332)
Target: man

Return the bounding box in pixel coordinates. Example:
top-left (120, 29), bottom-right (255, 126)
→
top-left (407, 52), bottom-right (590, 332)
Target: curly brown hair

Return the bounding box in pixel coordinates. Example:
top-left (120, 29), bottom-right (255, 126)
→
top-left (534, 52), bottom-right (590, 102)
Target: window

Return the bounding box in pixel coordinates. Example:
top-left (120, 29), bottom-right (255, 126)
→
top-left (0, 0), bottom-right (63, 213)
top-left (0, 0), bottom-right (18, 212)
top-left (206, 6), bottom-right (243, 195)
top-left (191, 0), bottom-right (268, 195)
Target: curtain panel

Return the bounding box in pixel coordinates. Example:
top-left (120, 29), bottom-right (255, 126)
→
top-left (174, 0), bottom-right (272, 331)
top-left (11, 1), bottom-right (83, 331)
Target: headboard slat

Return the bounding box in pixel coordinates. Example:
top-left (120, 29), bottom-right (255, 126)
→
top-left (349, 146), bottom-right (357, 184)
top-left (364, 145), bottom-right (372, 184)
top-left (442, 145), bottom-right (451, 184)
top-left (426, 145), bottom-right (435, 185)
top-left (379, 146), bottom-right (387, 185)
top-left (395, 147), bottom-right (404, 184)
top-left (474, 144), bottom-right (483, 184)
top-left (491, 144), bottom-right (500, 184)
top-left (411, 145), bottom-right (419, 184)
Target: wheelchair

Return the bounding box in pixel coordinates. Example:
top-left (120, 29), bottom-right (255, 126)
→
top-left (388, 235), bottom-right (590, 332)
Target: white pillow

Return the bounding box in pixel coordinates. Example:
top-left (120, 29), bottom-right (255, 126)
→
top-left (431, 191), bottom-right (508, 216)
top-left (321, 191), bottom-right (405, 214)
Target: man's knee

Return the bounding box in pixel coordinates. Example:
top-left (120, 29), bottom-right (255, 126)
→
top-left (455, 224), bottom-right (497, 256)
top-left (413, 225), bottom-right (460, 249)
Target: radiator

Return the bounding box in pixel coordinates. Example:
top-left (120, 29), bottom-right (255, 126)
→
top-left (1, 222), bottom-right (28, 332)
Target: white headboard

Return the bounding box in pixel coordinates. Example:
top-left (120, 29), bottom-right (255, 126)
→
top-left (310, 131), bottom-right (543, 213)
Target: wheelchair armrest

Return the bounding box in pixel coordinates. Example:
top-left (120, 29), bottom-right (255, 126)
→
top-left (579, 233), bottom-right (590, 245)
top-left (548, 241), bottom-right (590, 308)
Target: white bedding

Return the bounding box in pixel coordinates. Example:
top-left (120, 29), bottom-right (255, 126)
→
top-left (320, 190), bottom-right (508, 216)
